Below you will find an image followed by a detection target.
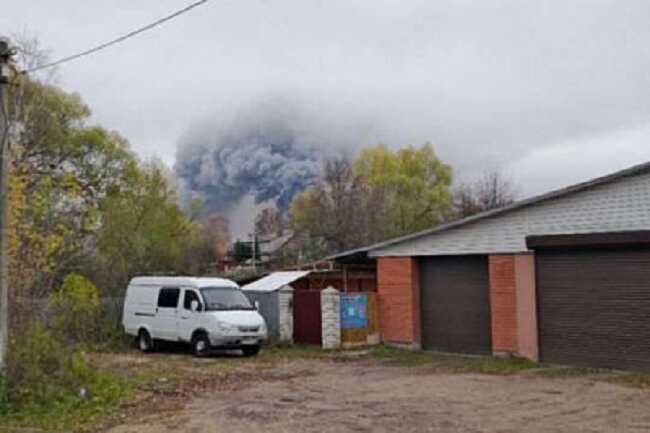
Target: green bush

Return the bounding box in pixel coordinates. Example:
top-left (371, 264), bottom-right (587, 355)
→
top-left (0, 273), bottom-right (133, 429)
top-left (8, 322), bottom-right (85, 407)
top-left (5, 321), bottom-right (131, 426)
top-left (93, 303), bottom-right (132, 352)
top-left (49, 273), bottom-right (101, 347)
top-left (0, 375), bottom-right (9, 416)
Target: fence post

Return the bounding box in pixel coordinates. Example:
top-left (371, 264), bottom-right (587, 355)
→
top-left (278, 285), bottom-right (294, 344)
top-left (321, 287), bottom-right (340, 349)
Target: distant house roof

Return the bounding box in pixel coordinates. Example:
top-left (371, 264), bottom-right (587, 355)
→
top-left (259, 230), bottom-right (295, 256)
top-left (327, 160), bottom-right (650, 261)
top-left (241, 271), bottom-right (310, 292)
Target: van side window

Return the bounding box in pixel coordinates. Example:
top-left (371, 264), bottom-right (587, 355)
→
top-left (157, 288), bottom-right (180, 308)
top-left (183, 290), bottom-right (201, 310)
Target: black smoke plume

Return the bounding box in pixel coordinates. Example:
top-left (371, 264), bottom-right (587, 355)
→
top-left (174, 97), bottom-right (360, 214)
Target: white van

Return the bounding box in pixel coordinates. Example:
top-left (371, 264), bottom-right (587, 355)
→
top-left (122, 276), bottom-right (268, 356)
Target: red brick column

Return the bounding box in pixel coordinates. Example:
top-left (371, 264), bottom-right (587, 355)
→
top-left (514, 253), bottom-right (538, 361)
top-left (489, 253), bottom-right (539, 361)
top-left (488, 255), bottom-right (518, 355)
top-left (376, 257), bottom-right (421, 347)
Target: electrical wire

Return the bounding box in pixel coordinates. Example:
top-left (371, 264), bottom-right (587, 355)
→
top-left (21, 0), bottom-right (209, 74)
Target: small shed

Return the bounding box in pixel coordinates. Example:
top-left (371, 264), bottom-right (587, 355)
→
top-left (242, 271), bottom-right (309, 343)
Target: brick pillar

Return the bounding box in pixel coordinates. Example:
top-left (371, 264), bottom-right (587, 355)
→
top-left (278, 286), bottom-right (294, 344)
top-left (377, 257), bottom-right (421, 349)
top-left (488, 255), bottom-right (518, 355)
top-left (515, 254), bottom-right (538, 361)
top-left (321, 287), bottom-right (341, 349)
top-left (489, 253), bottom-right (539, 361)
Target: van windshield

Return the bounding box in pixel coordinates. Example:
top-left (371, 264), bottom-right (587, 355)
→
top-left (200, 287), bottom-right (254, 311)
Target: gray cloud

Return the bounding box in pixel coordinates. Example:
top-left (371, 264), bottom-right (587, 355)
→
top-left (3, 0), bottom-right (650, 196)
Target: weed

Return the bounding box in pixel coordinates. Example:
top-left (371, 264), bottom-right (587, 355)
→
top-left (1, 320), bottom-right (133, 432)
top-left (0, 375), bottom-right (9, 416)
top-left (0, 369), bottom-right (132, 432)
top-left (532, 366), bottom-right (610, 378)
top-left (369, 345), bottom-right (538, 374)
top-left (609, 372), bottom-right (650, 389)
top-left (256, 344), bottom-right (335, 361)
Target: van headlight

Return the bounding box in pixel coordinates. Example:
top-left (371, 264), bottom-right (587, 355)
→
top-left (216, 321), bottom-right (237, 333)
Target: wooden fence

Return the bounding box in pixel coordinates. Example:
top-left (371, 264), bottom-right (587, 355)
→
top-left (340, 292), bottom-right (380, 347)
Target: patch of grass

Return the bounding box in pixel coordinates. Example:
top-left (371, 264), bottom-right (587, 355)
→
top-left (369, 345), bottom-right (538, 374)
top-left (0, 369), bottom-right (133, 433)
top-left (532, 366), bottom-right (610, 378)
top-left (255, 344), bottom-right (337, 361)
top-left (530, 365), bottom-right (650, 389)
top-left (607, 371), bottom-right (650, 389)
top-left (0, 320), bottom-right (137, 433)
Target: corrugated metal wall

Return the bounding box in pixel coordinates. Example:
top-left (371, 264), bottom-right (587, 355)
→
top-left (244, 291), bottom-right (280, 342)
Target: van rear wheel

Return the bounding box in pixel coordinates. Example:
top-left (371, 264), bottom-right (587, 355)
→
top-left (242, 345), bottom-right (260, 357)
top-left (137, 329), bottom-right (155, 353)
top-left (192, 333), bottom-right (211, 357)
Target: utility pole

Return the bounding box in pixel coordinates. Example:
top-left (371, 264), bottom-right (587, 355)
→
top-left (0, 37), bottom-right (13, 370)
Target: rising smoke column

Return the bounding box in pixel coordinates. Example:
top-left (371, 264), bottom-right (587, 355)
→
top-left (174, 98), bottom-right (349, 214)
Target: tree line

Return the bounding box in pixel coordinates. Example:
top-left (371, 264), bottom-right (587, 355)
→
top-left (6, 43), bottom-right (227, 308)
top-left (256, 145), bottom-right (517, 261)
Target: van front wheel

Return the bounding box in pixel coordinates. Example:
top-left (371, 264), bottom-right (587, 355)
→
top-left (137, 329), bottom-right (155, 353)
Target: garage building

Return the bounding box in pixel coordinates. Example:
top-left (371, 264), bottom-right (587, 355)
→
top-left (331, 162), bottom-right (650, 370)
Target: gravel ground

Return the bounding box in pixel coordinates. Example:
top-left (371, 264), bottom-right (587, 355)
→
top-left (106, 357), bottom-right (650, 433)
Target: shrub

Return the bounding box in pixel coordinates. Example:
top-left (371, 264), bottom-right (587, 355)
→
top-left (93, 301), bottom-right (132, 352)
top-left (1, 273), bottom-right (133, 428)
top-left (48, 273), bottom-right (101, 346)
top-left (0, 375), bottom-right (9, 416)
top-left (6, 322), bottom-right (130, 413)
top-left (8, 322), bottom-right (78, 407)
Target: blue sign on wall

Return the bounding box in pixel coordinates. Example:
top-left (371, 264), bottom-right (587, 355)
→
top-left (340, 294), bottom-right (368, 329)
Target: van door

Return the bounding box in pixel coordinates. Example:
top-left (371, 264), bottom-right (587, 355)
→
top-left (178, 288), bottom-right (203, 342)
top-left (155, 287), bottom-right (181, 340)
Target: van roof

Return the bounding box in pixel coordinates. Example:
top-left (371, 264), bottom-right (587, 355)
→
top-left (129, 276), bottom-right (239, 289)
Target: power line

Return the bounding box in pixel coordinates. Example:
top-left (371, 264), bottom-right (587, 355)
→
top-left (21, 0), bottom-right (209, 74)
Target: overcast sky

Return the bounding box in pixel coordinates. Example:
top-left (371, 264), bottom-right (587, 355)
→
top-left (3, 0), bottom-right (650, 197)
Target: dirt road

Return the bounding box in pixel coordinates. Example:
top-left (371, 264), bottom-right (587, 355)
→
top-left (107, 357), bottom-right (650, 433)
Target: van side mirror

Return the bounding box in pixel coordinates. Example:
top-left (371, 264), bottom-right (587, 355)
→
top-left (191, 300), bottom-right (200, 312)
top-left (254, 300), bottom-right (260, 310)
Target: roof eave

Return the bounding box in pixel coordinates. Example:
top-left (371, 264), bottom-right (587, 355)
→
top-left (328, 160), bottom-right (650, 259)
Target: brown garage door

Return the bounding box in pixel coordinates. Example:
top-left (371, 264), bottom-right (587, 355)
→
top-left (419, 256), bottom-right (491, 354)
top-left (536, 248), bottom-right (650, 371)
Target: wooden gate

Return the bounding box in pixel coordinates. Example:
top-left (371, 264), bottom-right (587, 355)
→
top-left (293, 290), bottom-right (322, 345)
top-left (340, 292), bottom-right (380, 346)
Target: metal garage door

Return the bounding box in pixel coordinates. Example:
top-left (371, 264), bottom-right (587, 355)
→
top-left (419, 256), bottom-right (491, 354)
top-left (293, 290), bottom-right (322, 345)
top-left (536, 248), bottom-right (650, 371)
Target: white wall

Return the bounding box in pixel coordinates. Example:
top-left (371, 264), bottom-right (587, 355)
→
top-left (278, 286), bottom-right (294, 343)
